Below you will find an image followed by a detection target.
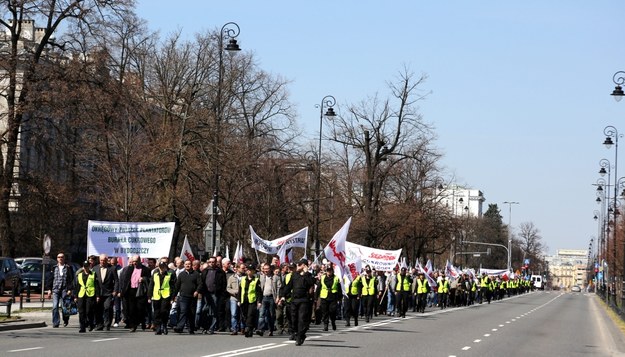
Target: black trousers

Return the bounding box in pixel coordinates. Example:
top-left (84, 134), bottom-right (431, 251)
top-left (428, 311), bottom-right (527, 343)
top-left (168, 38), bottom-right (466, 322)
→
top-left (396, 291), bottom-right (410, 316)
top-left (152, 298), bottom-right (171, 327)
top-left (240, 302), bottom-right (258, 331)
top-left (320, 298), bottom-right (337, 325)
top-left (77, 296), bottom-right (96, 330)
top-left (291, 299), bottom-right (310, 340)
top-left (124, 289), bottom-right (147, 328)
top-left (95, 295), bottom-right (113, 328)
top-left (362, 295), bottom-right (374, 320)
top-left (345, 295), bottom-right (359, 324)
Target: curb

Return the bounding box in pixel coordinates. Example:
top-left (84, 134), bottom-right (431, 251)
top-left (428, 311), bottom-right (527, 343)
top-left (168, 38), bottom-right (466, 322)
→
top-left (0, 320), bottom-right (47, 331)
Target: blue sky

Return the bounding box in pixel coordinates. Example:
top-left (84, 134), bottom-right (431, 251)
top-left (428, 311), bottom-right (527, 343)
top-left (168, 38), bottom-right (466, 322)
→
top-left (136, 1), bottom-right (625, 255)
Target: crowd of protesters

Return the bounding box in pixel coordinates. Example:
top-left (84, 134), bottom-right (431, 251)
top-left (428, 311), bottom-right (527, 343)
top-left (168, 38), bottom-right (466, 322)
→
top-left (46, 251), bottom-right (535, 345)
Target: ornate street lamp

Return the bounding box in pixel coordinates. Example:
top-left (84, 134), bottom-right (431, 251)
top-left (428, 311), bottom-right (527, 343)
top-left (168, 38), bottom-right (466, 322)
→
top-left (503, 201), bottom-right (519, 272)
top-left (314, 95), bottom-right (336, 256)
top-left (211, 22), bottom-right (242, 256)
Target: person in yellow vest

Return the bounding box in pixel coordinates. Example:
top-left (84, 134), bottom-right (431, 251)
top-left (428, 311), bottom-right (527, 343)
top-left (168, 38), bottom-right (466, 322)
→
top-left (148, 261), bottom-right (177, 335)
top-left (413, 273), bottom-right (428, 313)
top-left (238, 263), bottom-right (262, 338)
top-left (74, 261), bottom-right (100, 333)
top-left (316, 264), bottom-right (341, 331)
top-left (395, 267), bottom-right (412, 318)
top-left (361, 266), bottom-right (377, 323)
top-left (344, 272), bottom-right (362, 327)
top-left (479, 273), bottom-right (492, 304)
top-left (438, 273), bottom-right (450, 309)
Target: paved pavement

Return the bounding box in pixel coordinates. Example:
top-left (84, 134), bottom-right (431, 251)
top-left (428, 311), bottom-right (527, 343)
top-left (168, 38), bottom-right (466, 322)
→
top-left (0, 293), bottom-right (52, 331)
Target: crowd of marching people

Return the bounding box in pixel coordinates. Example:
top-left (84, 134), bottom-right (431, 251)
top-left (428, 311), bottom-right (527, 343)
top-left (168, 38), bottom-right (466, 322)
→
top-left (46, 251), bottom-right (535, 346)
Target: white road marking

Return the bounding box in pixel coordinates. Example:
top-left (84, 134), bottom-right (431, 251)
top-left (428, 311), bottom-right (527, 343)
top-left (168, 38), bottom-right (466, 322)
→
top-left (474, 339), bottom-right (482, 343)
top-left (92, 338), bottom-right (119, 342)
top-left (484, 333), bottom-right (491, 337)
top-left (8, 347), bottom-right (43, 353)
top-left (202, 343), bottom-right (285, 357)
top-left (462, 346), bottom-right (471, 350)
top-left (492, 328), bottom-right (498, 331)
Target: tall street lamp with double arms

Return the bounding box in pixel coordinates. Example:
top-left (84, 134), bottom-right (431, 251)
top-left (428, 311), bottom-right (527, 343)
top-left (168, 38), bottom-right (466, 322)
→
top-left (503, 201), bottom-right (519, 272)
top-left (314, 95), bottom-right (336, 257)
top-left (610, 71), bottom-right (625, 309)
top-left (211, 22), bottom-right (241, 255)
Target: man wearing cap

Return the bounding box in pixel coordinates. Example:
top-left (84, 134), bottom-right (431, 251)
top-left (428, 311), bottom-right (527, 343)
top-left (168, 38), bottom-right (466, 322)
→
top-left (148, 261), bottom-right (176, 335)
top-left (413, 272), bottom-right (428, 313)
top-left (361, 265), bottom-right (376, 323)
top-left (74, 261), bottom-right (100, 333)
top-left (317, 264), bottom-right (341, 331)
top-left (281, 258), bottom-right (315, 346)
top-left (238, 263), bottom-right (262, 337)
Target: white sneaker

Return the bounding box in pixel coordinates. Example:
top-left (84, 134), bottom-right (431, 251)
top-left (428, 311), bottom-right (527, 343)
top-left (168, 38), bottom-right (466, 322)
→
top-left (113, 323), bottom-right (119, 328)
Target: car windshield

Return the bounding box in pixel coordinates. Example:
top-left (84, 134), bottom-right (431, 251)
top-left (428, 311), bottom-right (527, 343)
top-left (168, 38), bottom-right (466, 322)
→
top-left (21, 262), bottom-right (43, 273)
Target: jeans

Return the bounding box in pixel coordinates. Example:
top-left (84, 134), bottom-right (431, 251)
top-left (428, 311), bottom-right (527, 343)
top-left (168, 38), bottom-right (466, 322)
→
top-left (195, 295), bottom-right (205, 328)
top-left (258, 295), bottom-right (276, 332)
top-left (229, 298), bottom-right (241, 332)
top-left (200, 293), bottom-right (219, 332)
top-left (51, 290), bottom-right (70, 327)
top-left (176, 295), bottom-right (196, 332)
top-left (386, 290), bottom-right (396, 314)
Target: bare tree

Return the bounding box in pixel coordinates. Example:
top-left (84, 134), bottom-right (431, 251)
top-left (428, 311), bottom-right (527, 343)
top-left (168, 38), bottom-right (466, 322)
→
top-left (516, 221), bottom-right (547, 272)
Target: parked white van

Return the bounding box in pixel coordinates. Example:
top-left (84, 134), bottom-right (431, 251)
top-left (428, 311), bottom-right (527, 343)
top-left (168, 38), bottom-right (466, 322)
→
top-left (531, 275), bottom-right (544, 290)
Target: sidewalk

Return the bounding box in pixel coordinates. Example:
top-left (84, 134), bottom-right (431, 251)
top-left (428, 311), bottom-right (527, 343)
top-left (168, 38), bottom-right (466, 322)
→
top-left (0, 294), bottom-right (52, 331)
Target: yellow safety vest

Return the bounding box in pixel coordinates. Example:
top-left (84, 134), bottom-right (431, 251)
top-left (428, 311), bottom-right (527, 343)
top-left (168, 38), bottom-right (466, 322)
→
top-left (439, 279), bottom-right (449, 293)
top-left (78, 271), bottom-right (96, 298)
top-left (320, 275), bottom-right (340, 299)
top-left (480, 276), bottom-right (490, 288)
top-left (285, 273), bottom-right (292, 302)
top-left (361, 276), bottom-right (375, 296)
top-left (152, 272), bottom-right (172, 300)
top-left (241, 277), bottom-right (259, 304)
top-left (396, 275), bottom-right (411, 292)
top-left (350, 276), bottom-right (362, 295)
top-left (416, 279), bottom-right (428, 294)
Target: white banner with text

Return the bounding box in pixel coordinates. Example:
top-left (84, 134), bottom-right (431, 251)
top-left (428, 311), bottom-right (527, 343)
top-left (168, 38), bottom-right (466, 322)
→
top-left (87, 220), bottom-right (175, 259)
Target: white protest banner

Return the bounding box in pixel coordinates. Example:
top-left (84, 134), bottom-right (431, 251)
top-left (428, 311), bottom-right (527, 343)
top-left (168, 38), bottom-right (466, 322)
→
top-left (87, 220), bottom-right (175, 259)
top-left (345, 242), bottom-right (402, 272)
top-left (249, 226), bottom-right (308, 255)
top-left (479, 268), bottom-right (509, 276)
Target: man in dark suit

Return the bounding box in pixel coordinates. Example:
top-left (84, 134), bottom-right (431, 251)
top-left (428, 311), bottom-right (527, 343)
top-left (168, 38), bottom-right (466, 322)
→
top-left (94, 254), bottom-right (119, 330)
top-left (198, 257), bottom-right (227, 334)
top-left (118, 255), bottom-right (151, 332)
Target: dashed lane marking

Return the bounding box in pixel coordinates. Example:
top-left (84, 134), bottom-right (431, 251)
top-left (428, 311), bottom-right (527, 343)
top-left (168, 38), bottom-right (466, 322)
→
top-left (8, 347), bottom-right (43, 353)
top-left (92, 338), bottom-right (119, 342)
top-left (201, 343), bottom-right (285, 357)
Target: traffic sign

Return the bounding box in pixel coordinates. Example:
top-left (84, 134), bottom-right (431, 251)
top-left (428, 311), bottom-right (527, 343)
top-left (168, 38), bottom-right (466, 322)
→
top-left (43, 234), bottom-right (51, 255)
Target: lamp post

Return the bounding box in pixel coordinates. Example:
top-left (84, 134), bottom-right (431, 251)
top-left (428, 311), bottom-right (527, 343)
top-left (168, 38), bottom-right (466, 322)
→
top-left (211, 22), bottom-right (241, 256)
top-left (314, 95), bottom-right (336, 257)
top-left (503, 201), bottom-right (519, 272)
top-left (602, 124), bottom-right (622, 307)
top-left (610, 71), bottom-right (625, 310)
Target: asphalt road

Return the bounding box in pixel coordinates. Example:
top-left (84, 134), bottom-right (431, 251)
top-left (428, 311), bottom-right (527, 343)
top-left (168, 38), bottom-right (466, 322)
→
top-left (1, 291), bottom-right (624, 357)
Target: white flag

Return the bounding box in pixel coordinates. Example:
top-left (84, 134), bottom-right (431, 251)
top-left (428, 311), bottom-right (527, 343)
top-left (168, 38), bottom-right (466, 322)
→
top-left (180, 235), bottom-right (195, 262)
top-left (323, 217), bottom-right (351, 293)
top-left (233, 241), bottom-right (243, 263)
top-left (225, 244), bottom-right (230, 261)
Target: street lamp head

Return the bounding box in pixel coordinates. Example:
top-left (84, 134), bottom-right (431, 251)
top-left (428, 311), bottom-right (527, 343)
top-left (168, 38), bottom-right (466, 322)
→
top-left (324, 107), bottom-right (336, 117)
top-left (599, 167), bottom-right (608, 176)
top-left (603, 136), bottom-right (615, 149)
top-left (611, 85), bottom-right (624, 102)
top-left (596, 197), bottom-right (602, 204)
top-left (225, 38), bottom-right (241, 52)
top-left (594, 214), bottom-right (598, 220)
top-left (611, 71), bottom-right (625, 102)
top-left (597, 185), bottom-right (603, 192)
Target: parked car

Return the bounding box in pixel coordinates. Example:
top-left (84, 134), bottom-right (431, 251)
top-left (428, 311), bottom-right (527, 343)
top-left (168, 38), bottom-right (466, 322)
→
top-left (571, 285), bottom-right (582, 293)
top-left (14, 257), bottom-right (45, 268)
top-left (0, 257), bottom-right (22, 295)
top-left (20, 260), bottom-right (54, 293)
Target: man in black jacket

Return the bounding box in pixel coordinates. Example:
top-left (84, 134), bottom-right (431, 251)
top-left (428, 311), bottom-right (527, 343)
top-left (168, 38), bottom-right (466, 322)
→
top-left (199, 257), bottom-right (227, 334)
top-left (118, 255), bottom-right (151, 332)
top-left (280, 259), bottom-right (315, 346)
top-left (93, 254), bottom-right (119, 330)
top-left (174, 260), bottom-right (201, 334)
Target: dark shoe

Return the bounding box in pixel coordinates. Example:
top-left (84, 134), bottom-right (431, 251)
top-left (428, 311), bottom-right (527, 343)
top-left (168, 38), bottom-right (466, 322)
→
top-left (345, 322), bottom-right (350, 327)
top-left (141, 324), bottom-right (146, 331)
top-left (323, 324), bottom-right (328, 331)
top-left (289, 334), bottom-right (295, 341)
top-left (332, 322), bottom-right (336, 331)
top-left (201, 329), bottom-right (208, 335)
top-left (96, 325), bottom-right (104, 331)
top-left (256, 330), bottom-right (264, 336)
top-left (163, 327), bottom-right (168, 335)
top-left (53, 325), bottom-right (59, 328)
top-left (208, 330), bottom-right (215, 335)
top-left (189, 330), bottom-right (195, 335)
top-left (79, 329), bottom-right (86, 333)
top-left (269, 331), bottom-right (273, 336)
top-left (365, 317), bottom-right (369, 323)
top-left (63, 321), bottom-right (69, 327)
top-left (89, 325), bottom-right (95, 332)
top-left (130, 326), bottom-right (137, 332)
top-left (155, 329), bottom-right (162, 335)
top-left (354, 321), bottom-right (358, 326)
top-left (230, 331), bottom-right (238, 335)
